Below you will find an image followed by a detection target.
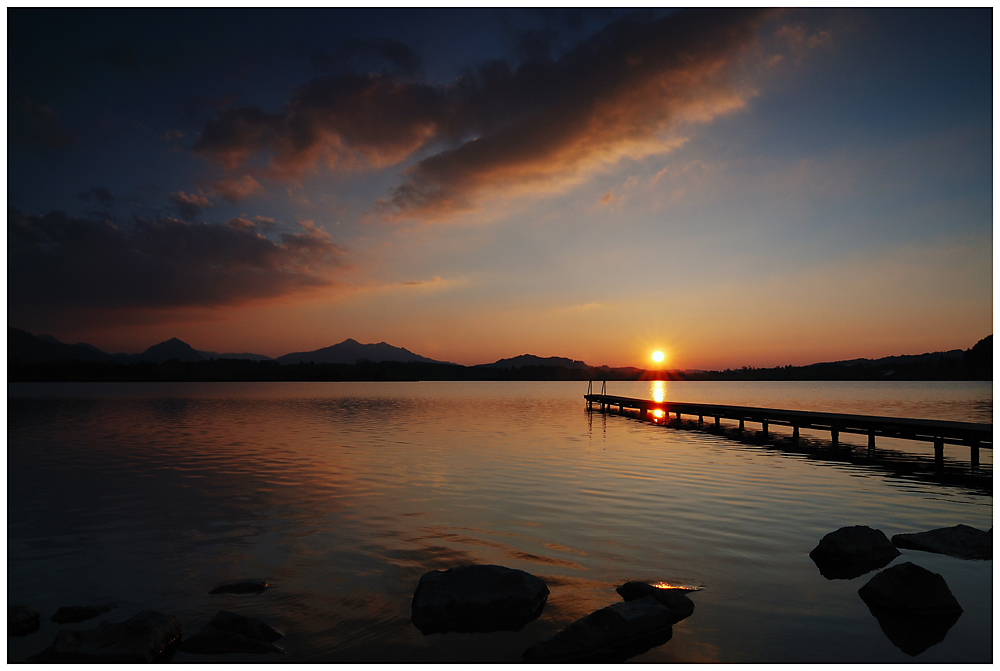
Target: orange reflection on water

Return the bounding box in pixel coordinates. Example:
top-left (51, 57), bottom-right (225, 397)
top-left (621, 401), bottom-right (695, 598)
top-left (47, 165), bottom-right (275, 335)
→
top-left (652, 581), bottom-right (702, 591)
top-left (652, 380), bottom-right (666, 403)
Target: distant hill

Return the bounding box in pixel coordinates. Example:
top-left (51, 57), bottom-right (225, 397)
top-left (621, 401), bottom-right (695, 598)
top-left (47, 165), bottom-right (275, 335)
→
top-left (135, 337), bottom-right (203, 363)
top-left (8, 327), bottom-right (114, 363)
top-left (275, 338), bottom-right (452, 365)
top-left (8, 330), bottom-right (272, 365)
top-left (808, 349), bottom-right (965, 369)
top-left (476, 354), bottom-right (590, 369)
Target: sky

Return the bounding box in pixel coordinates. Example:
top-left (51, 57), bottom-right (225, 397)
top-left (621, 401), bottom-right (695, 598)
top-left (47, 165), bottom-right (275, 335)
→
top-left (7, 8), bottom-right (993, 369)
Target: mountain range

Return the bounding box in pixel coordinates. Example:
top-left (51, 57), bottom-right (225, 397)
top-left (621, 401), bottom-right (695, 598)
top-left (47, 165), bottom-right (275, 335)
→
top-left (7, 327), bottom-right (992, 379)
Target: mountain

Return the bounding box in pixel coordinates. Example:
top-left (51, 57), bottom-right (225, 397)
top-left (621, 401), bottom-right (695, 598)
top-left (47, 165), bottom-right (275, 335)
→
top-left (134, 338), bottom-right (203, 363)
top-left (8, 327), bottom-right (115, 363)
top-left (476, 354), bottom-right (590, 369)
top-left (808, 349), bottom-right (965, 369)
top-left (275, 338), bottom-right (451, 365)
top-left (197, 350), bottom-right (273, 362)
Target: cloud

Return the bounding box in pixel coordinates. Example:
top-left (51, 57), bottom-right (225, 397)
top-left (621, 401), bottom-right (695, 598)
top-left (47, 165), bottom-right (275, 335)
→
top-left (8, 209), bottom-right (347, 318)
top-left (10, 98), bottom-right (76, 151)
top-left (168, 190), bottom-right (213, 220)
top-left (77, 187), bottom-right (115, 210)
top-left (212, 175), bottom-right (263, 203)
top-left (193, 9), bottom-right (770, 219)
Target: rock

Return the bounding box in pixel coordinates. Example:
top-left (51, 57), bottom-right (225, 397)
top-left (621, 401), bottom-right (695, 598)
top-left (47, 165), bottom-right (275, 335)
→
top-left (809, 525), bottom-right (900, 579)
top-left (863, 604), bottom-right (962, 656)
top-left (891, 524), bottom-right (992, 560)
top-left (522, 596), bottom-right (673, 663)
top-left (28, 609), bottom-right (182, 662)
top-left (209, 579), bottom-right (269, 595)
top-left (615, 582), bottom-right (695, 623)
top-left (9, 606), bottom-right (40, 636)
top-left (858, 562), bottom-right (963, 616)
top-left (411, 564), bottom-right (549, 634)
top-left (51, 603), bottom-right (118, 624)
top-left (179, 610), bottom-right (284, 655)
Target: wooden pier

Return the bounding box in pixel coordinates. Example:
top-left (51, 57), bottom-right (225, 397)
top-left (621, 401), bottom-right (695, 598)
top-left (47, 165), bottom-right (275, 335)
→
top-left (584, 389), bottom-right (992, 472)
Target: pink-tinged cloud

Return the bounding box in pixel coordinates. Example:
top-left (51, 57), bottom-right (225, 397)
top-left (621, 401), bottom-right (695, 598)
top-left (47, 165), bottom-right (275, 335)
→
top-left (168, 190), bottom-right (213, 219)
top-left (8, 210), bottom-right (346, 321)
top-left (212, 175), bottom-right (264, 202)
top-left (193, 9), bottom-right (771, 219)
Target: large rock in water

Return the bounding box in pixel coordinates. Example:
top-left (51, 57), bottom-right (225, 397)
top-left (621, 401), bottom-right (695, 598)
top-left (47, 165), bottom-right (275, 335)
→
top-left (615, 582), bottom-right (695, 623)
top-left (858, 562), bottom-right (963, 656)
top-left (522, 596), bottom-right (673, 663)
top-left (809, 525), bottom-right (900, 579)
top-left (28, 610), bottom-right (182, 662)
top-left (9, 606), bottom-right (40, 636)
top-left (411, 564), bottom-right (549, 634)
top-left (179, 610), bottom-right (284, 655)
top-left (858, 562), bottom-right (963, 616)
top-left (891, 524), bottom-right (992, 560)
top-left (210, 579), bottom-right (269, 595)
top-left (51, 604), bottom-right (118, 624)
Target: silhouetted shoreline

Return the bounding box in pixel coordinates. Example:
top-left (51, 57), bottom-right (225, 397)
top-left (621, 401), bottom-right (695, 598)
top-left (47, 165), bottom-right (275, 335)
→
top-left (8, 356), bottom-right (991, 383)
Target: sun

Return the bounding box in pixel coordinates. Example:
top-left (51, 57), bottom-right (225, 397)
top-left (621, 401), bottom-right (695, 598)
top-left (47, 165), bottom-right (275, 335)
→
top-left (652, 350), bottom-right (665, 363)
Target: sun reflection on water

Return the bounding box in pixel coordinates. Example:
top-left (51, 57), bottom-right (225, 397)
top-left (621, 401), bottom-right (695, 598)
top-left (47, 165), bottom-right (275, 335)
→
top-left (652, 581), bottom-right (702, 592)
top-left (652, 380), bottom-right (666, 403)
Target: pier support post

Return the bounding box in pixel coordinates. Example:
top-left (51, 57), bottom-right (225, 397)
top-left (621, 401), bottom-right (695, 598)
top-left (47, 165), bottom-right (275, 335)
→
top-left (738, 419), bottom-right (744, 433)
top-left (715, 416), bottom-right (720, 428)
top-left (831, 428), bottom-right (839, 448)
top-left (971, 441), bottom-right (980, 470)
top-left (676, 411), bottom-right (682, 422)
top-left (699, 415), bottom-right (704, 425)
top-left (639, 407), bottom-right (647, 421)
top-left (761, 420), bottom-right (768, 439)
top-left (867, 430), bottom-right (876, 453)
top-left (934, 438), bottom-right (944, 471)
top-left (792, 425), bottom-right (799, 444)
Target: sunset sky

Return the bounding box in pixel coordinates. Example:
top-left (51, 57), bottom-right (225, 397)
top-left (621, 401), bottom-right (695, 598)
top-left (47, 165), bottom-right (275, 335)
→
top-left (8, 8), bottom-right (992, 369)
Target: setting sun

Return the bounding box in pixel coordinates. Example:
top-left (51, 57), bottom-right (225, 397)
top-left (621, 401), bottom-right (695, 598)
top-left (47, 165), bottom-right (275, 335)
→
top-left (652, 350), bottom-right (665, 363)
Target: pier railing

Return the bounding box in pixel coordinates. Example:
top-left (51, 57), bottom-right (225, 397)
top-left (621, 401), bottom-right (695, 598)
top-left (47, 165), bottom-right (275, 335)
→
top-left (584, 391), bottom-right (992, 471)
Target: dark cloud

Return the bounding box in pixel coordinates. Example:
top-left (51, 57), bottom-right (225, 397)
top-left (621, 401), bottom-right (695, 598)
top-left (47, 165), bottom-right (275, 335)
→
top-left (168, 190), bottom-right (213, 220)
top-left (10, 98), bottom-right (76, 151)
top-left (77, 187), bottom-right (115, 210)
top-left (193, 9), bottom-right (770, 218)
top-left (8, 209), bottom-right (346, 316)
top-left (310, 37), bottom-right (421, 77)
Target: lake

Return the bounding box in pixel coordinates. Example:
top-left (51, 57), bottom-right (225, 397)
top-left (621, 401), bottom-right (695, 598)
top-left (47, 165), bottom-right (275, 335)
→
top-left (7, 380), bottom-right (992, 662)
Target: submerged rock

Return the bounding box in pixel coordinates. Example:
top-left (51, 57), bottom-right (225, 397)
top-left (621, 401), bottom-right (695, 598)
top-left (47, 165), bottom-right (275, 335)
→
top-left (615, 582), bottom-right (695, 623)
top-left (28, 610), bottom-right (182, 662)
top-left (51, 604), bottom-right (118, 624)
top-left (9, 606), bottom-right (40, 636)
top-left (209, 579), bottom-right (269, 595)
top-left (179, 610), bottom-right (284, 655)
top-left (411, 564), bottom-right (549, 634)
top-left (891, 524), bottom-right (992, 560)
top-left (858, 562), bottom-right (963, 616)
top-left (809, 525), bottom-right (900, 579)
top-left (522, 596), bottom-right (673, 663)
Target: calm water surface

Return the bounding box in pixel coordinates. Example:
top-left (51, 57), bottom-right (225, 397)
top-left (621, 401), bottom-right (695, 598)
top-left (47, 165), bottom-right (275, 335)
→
top-left (7, 381), bottom-right (992, 663)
